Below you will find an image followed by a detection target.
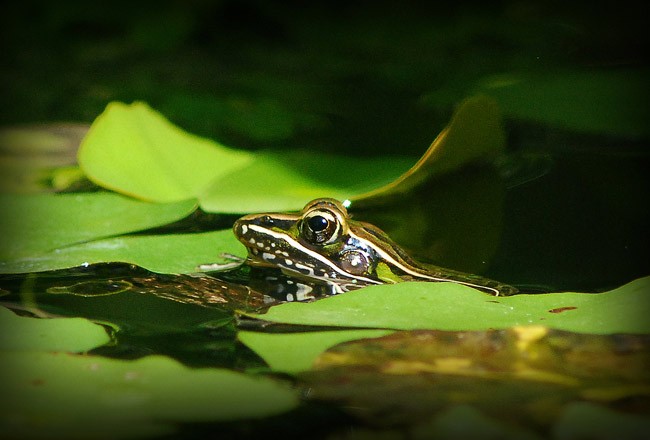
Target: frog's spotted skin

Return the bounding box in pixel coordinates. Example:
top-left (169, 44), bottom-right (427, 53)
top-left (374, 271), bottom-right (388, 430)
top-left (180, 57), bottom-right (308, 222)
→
top-left (233, 198), bottom-right (518, 296)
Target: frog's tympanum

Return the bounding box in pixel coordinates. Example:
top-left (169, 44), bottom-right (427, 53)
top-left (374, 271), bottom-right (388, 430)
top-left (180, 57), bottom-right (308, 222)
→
top-left (232, 198), bottom-right (518, 298)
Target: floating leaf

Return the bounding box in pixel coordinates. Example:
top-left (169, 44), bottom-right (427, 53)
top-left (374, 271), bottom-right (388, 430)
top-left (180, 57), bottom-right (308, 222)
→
top-left (479, 69), bottom-right (650, 139)
top-left (76, 98), bottom-right (503, 213)
top-left (0, 306), bottom-right (110, 352)
top-left (353, 95), bottom-right (505, 203)
top-left (199, 150), bottom-right (412, 213)
top-left (246, 277), bottom-right (650, 335)
top-left (78, 101), bottom-right (254, 202)
top-left (0, 229), bottom-right (244, 275)
top-left (0, 192), bottom-right (197, 260)
top-left (0, 353), bottom-right (299, 439)
top-left (238, 329), bottom-right (393, 373)
top-left (422, 69), bottom-right (650, 140)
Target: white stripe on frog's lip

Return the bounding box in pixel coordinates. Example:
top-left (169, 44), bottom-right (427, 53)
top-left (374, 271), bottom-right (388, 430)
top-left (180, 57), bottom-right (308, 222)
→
top-left (348, 230), bottom-right (501, 296)
top-left (247, 224), bottom-right (380, 286)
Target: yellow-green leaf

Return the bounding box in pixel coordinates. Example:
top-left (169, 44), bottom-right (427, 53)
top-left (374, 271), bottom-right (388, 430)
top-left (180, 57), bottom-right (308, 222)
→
top-left (1, 353), bottom-right (299, 439)
top-left (246, 277), bottom-right (650, 335)
top-left (0, 307), bottom-right (110, 352)
top-left (0, 193), bottom-right (197, 261)
top-left (238, 329), bottom-right (393, 373)
top-left (78, 101), bottom-right (253, 202)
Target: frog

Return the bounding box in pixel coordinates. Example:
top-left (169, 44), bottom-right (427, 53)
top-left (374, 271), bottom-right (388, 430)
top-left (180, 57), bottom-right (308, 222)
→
top-left (229, 198), bottom-right (518, 296)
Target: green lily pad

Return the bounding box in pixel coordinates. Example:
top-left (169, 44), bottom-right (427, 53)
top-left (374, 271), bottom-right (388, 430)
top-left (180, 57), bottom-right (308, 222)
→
top-left (76, 97), bottom-right (503, 213)
top-left (0, 306), bottom-right (111, 352)
top-left (238, 329), bottom-right (393, 373)
top-left (246, 277), bottom-right (650, 335)
top-left (199, 150), bottom-right (413, 213)
top-left (78, 101), bottom-right (254, 202)
top-left (0, 352), bottom-right (299, 439)
top-left (76, 100), bottom-right (412, 213)
top-left (0, 229), bottom-right (244, 275)
top-left (0, 192), bottom-right (197, 260)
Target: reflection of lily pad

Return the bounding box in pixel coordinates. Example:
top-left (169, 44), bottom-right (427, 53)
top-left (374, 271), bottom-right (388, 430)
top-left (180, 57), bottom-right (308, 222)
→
top-left (0, 306), bottom-right (110, 352)
top-left (247, 277), bottom-right (650, 335)
top-left (0, 192), bottom-right (197, 260)
top-left (1, 353), bottom-right (299, 439)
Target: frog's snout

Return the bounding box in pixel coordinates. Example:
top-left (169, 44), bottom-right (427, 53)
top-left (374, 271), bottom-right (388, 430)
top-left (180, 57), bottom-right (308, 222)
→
top-left (232, 216), bottom-right (251, 242)
top-left (233, 214), bottom-right (274, 241)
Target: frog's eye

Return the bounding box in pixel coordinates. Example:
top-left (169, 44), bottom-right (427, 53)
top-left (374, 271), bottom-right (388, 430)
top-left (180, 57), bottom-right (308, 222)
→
top-left (301, 209), bottom-right (343, 245)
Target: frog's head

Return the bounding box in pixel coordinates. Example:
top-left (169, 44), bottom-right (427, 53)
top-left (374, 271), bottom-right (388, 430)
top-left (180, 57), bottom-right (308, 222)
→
top-left (233, 198), bottom-right (383, 289)
top-left (233, 198), bottom-right (516, 295)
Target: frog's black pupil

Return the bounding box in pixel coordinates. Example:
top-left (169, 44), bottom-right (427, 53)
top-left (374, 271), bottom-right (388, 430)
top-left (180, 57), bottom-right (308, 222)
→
top-left (308, 215), bottom-right (328, 232)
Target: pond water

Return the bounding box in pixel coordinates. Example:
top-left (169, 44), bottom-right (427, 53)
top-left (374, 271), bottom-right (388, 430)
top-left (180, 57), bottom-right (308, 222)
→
top-left (1, 2), bottom-right (648, 439)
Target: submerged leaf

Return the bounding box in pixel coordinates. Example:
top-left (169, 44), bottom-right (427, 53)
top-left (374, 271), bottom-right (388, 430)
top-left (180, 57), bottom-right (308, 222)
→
top-left (0, 306), bottom-right (110, 352)
top-left (554, 402), bottom-right (650, 440)
top-left (0, 353), bottom-right (299, 439)
top-left (312, 328), bottom-right (650, 384)
top-left (78, 101), bottom-right (254, 202)
top-left (246, 277), bottom-right (650, 335)
top-left (294, 328), bottom-right (649, 431)
top-left (412, 405), bottom-right (541, 440)
top-left (0, 192), bottom-right (197, 260)
top-left (352, 165), bottom-right (506, 274)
